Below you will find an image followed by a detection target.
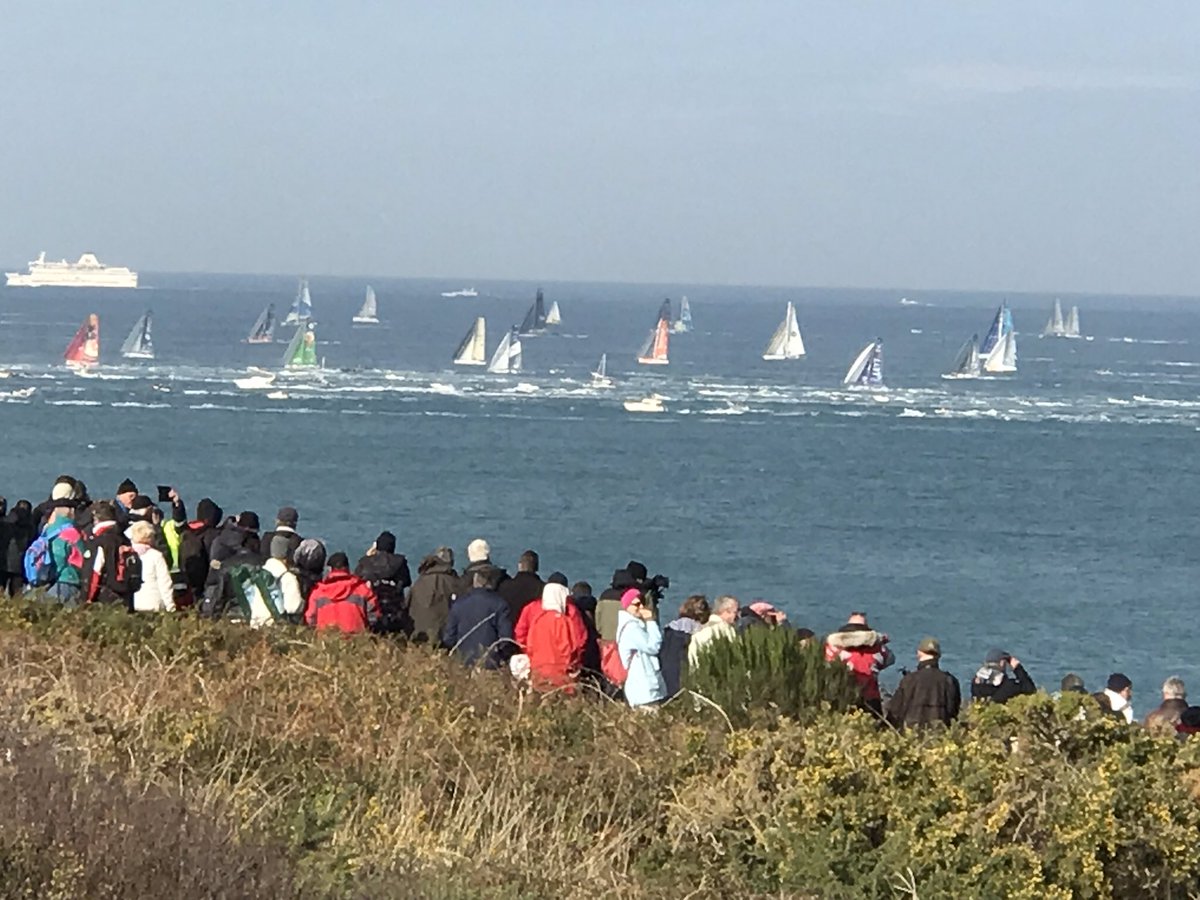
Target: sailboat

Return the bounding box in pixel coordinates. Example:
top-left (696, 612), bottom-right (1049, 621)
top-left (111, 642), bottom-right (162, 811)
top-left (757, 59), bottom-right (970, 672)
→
top-left (352, 285), bottom-right (380, 325)
top-left (657, 298), bottom-right (672, 323)
top-left (487, 327), bottom-right (523, 374)
top-left (1064, 305), bottom-right (1082, 339)
top-left (545, 300), bottom-right (562, 326)
top-left (983, 329), bottom-right (1017, 374)
top-left (762, 302), bottom-right (805, 360)
top-left (843, 339), bottom-right (883, 386)
top-left (283, 278), bottom-right (313, 326)
top-left (672, 296), bottom-right (693, 334)
top-left (979, 302), bottom-right (1014, 362)
top-left (282, 322), bottom-right (319, 369)
top-left (637, 313), bottom-right (670, 366)
top-left (591, 353), bottom-right (613, 387)
top-left (120, 311), bottom-right (154, 360)
top-left (64, 314), bottom-right (100, 370)
top-left (1041, 299), bottom-right (1066, 338)
top-left (453, 317), bottom-right (487, 366)
top-left (246, 303), bottom-right (275, 344)
top-left (942, 334), bottom-right (981, 379)
top-left (518, 288), bottom-right (547, 335)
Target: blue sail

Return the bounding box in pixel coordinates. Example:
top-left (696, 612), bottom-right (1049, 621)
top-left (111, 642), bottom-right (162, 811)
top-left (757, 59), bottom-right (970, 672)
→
top-left (980, 302), bottom-right (1007, 356)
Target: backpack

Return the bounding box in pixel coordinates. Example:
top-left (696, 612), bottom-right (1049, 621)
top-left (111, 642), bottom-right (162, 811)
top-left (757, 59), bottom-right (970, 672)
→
top-left (227, 564), bottom-right (288, 623)
top-left (107, 544), bottom-right (143, 597)
top-left (24, 520), bottom-right (84, 586)
top-left (177, 526), bottom-right (210, 591)
top-left (599, 623), bottom-right (633, 687)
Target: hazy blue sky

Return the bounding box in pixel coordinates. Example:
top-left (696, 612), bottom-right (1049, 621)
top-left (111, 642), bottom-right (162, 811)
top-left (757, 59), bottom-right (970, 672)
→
top-left (2, 3), bottom-right (1197, 294)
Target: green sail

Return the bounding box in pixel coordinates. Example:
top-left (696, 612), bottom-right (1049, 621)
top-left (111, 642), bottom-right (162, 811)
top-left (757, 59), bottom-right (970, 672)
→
top-left (283, 323), bottom-right (318, 368)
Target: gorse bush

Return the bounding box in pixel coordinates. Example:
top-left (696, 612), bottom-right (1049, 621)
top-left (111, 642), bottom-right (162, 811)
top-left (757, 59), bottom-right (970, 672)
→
top-left (1, 602), bottom-right (1200, 898)
top-left (684, 625), bottom-right (859, 726)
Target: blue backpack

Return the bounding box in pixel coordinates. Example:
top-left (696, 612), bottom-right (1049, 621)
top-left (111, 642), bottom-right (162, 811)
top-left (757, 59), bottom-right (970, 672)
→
top-left (24, 520), bottom-right (84, 586)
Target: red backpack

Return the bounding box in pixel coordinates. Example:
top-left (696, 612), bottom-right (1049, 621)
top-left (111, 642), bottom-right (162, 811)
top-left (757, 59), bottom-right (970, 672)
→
top-left (599, 623), bottom-right (631, 686)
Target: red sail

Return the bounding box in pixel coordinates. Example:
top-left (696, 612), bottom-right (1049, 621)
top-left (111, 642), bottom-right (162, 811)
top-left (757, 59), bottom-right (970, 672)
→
top-left (64, 314), bottom-right (100, 366)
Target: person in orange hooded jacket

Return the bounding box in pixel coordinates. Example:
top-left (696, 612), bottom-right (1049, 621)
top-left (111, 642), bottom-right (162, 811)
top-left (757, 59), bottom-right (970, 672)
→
top-left (514, 582), bottom-right (587, 690)
top-left (304, 552), bottom-right (380, 634)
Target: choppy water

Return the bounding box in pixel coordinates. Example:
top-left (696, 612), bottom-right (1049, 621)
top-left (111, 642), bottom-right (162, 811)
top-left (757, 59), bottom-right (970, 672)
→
top-left (1, 272), bottom-right (1197, 702)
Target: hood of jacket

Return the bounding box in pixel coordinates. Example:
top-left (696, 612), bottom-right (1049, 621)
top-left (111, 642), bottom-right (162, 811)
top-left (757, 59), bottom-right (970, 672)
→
top-left (825, 627), bottom-right (884, 650)
top-left (313, 570), bottom-right (366, 603)
top-left (419, 553), bottom-right (456, 576)
top-left (666, 617), bottom-right (704, 635)
top-left (610, 569), bottom-right (636, 590)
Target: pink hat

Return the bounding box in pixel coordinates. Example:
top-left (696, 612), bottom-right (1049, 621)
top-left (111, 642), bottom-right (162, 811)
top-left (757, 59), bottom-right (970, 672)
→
top-left (620, 588), bottom-right (642, 610)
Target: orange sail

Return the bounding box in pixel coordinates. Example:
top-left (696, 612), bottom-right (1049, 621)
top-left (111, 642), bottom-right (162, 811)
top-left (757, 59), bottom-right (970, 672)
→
top-left (64, 313), bottom-right (100, 368)
top-left (637, 316), bottom-right (669, 366)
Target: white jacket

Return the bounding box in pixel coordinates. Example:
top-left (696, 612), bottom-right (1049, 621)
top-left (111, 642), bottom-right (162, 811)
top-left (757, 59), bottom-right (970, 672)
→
top-left (262, 558), bottom-right (304, 621)
top-left (688, 614), bottom-right (737, 667)
top-left (131, 543), bottom-right (175, 613)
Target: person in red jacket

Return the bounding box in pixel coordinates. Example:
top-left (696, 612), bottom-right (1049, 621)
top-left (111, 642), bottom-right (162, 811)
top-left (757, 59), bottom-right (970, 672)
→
top-left (304, 552), bottom-right (380, 634)
top-left (824, 611), bottom-right (895, 717)
top-left (513, 582), bottom-right (587, 691)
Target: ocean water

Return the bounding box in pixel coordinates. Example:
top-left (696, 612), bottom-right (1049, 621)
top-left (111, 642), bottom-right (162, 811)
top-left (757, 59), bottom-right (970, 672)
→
top-left (0, 272), bottom-right (1197, 702)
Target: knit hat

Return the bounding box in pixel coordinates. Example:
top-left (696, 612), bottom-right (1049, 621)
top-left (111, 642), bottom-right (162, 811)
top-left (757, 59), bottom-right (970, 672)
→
top-left (1107, 673), bottom-right (1133, 693)
top-left (131, 495), bottom-right (155, 512)
top-left (1061, 673), bottom-right (1086, 694)
top-left (918, 637), bottom-right (941, 657)
top-left (546, 571), bottom-right (568, 587)
top-left (620, 588), bottom-right (642, 610)
top-left (276, 506), bottom-right (299, 527)
top-left (375, 531), bottom-right (396, 554)
top-left (467, 538), bottom-right (490, 563)
top-left (195, 498), bottom-right (221, 526)
top-left (116, 478), bottom-right (138, 496)
top-left (293, 538), bottom-right (327, 573)
top-left (984, 648), bottom-right (1010, 665)
top-left (269, 535), bottom-right (291, 560)
top-left (236, 511), bottom-right (260, 531)
top-left (51, 482), bottom-right (74, 501)
top-left (626, 560), bottom-right (648, 582)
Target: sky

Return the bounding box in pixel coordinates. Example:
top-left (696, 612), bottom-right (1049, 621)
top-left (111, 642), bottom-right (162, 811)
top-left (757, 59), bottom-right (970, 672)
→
top-left (1, 2), bottom-right (1198, 295)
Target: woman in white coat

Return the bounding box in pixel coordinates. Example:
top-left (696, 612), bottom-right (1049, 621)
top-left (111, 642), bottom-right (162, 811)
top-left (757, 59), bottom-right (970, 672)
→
top-left (128, 520), bottom-right (175, 613)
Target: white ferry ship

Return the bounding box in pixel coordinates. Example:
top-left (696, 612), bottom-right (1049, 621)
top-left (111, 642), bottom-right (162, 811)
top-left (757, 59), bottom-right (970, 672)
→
top-left (5, 251), bottom-right (138, 288)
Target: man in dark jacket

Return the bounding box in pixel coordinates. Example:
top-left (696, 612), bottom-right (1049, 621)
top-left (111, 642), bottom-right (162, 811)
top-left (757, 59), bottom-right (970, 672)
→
top-left (970, 648), bottom-right (1036, 705)
top-left (886, 637), bottom-right (961, 730)
top-left (261, 506), bottom-right (302, 565)
top-left (442, 567), bottom-right (512, 668)
top-left (454, 538), bottom-right (508, 601)
top-left (204, 512), bottom-right (261, 598)
top-left (354, 531), bottom-right (412, 634)
top-left (1, 500), bottom-right (34, 596)
top-left (408, 547), bottom-right (457, 644)
top-left (1145, 677), bottom-right (1188, 736)
top-left (177, 498), bottom-right (222, 604)
top-left (499, 549), bottom-right (544, 622)
top-left (80, 501), bottom-right (138, 607)
top-left (570, 580), bottom-right (602, 675)
top-left (200, 527), bottom-right (266, 620)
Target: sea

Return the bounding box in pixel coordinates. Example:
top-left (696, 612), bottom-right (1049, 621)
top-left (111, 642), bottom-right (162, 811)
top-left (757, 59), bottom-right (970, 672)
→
top-left (0, 271), bottom-right (1197, 703)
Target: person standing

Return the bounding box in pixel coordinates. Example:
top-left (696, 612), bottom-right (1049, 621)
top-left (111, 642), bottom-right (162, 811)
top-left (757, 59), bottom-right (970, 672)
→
top-left (2, 500), bottom-right (35, 597)
top-left (615, 589), bottom-right (666, 709)
top-left (354, 531), bottom-right (412, 634)
top-left (442, 567), bottom-right (512, 668)
top-left (1103, 673), bottom-right (1135, 724)
top-left (408, 547), bottom-right (458, 644)
top-left (1145, 676), bottom-right (1188, 736)
top-left (970, 648), bottom-right (1037, 705)
top-left (499, 549), bottom-right (545, 623)
top-left (688, 595), bottom-right (740, 667)
top-left (261, 507), bottom-right (303, 565)
top-left (886, 638), bottom-right (961, 730)
top-left (128, 521), bottom-right (175, 613)
top-left (304, 552), bottom-right (380, 634)
top-left (659, 595), bottom-right (711, 698)
top-left (824, 612), bottom-right (896, 716)
top-left (513, 583), bottom-right (587, 691)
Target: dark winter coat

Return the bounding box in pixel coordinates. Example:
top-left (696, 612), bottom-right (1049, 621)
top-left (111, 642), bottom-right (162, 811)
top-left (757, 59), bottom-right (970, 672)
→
top-left (442, 587), bottom-right (513, 669)
top-left (659, 618), bottom-right (704, 697)
top-left (80, 521), bottom-right (134, 606)
top-left (408, 554), bottom-right (458, 644)
top-left (572, 591), bottom-right (602, 674)
top-left (970, 664), bottom-right (1036, 705)
top-left (2, 507), bottom-right (35, 576)
top-left (499, 570), bottom-right (545, 623)
top-left (200, 546), bottom-right (265, 619)
top-left (1145, 697), bottom-right (1189, 736)
top-left (354, 550), bottom-right (412, 634)
top-left (886, 660), bottom-right (961, 729)
top-left (454, 559), bottom-right (508, 601)
top-left (261, 527), bottom-right (302, 565)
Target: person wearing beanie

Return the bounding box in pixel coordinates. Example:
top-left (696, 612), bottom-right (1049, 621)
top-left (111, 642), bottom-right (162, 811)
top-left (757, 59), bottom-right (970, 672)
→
top-left (513, 582), bottom-right (588, 691)
top-left (824, 611), bottom-right (896, 717)
top-left (1060, 673), bottom-right (1086, 696)
top-left (80, 500), bottom-right (138, 607)
top-left (615, 587), bottom-right (666, 708)
top-left (115, 479), bottom-right (138, 512)
top-left (261, 534), bottom-right (305, 625)
top-left (688, 595), bottom-right (740, 667)
top-left (173, 498), bottom-right (223, 607)
top-left (1145, 676), bottom-right (1188, 737)
top-left (546, 571), bottom-right (568, 587)
top-left (886, 637), bottom-right (961, 730)
top-left (596, 568), bottom-right (641, 641)
top-left (1103, 673), bottom-right (1135, 724)
top-left (261, 506), bottom-right (303, 566)
top-left (408, 546), bottom-right (458, 644)
top-left (354, 530), bottom-right (412, 634)
top-left (304, 551), bottom-right (380, 634)
top-left (569, 580), bottom-right (602, 677)
top-left (442, 565), bottom-right (512, 669)
top-left (499, 549), bottom-right (544, 623)
top-left (455, 537), bottom-right (508, 602)
top-left (292, 538), bottom-right (328, 605)
top-left (970, 648), bottom-right (1036, 706)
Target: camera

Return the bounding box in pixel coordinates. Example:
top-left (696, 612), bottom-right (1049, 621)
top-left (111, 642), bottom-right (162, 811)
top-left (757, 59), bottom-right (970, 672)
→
top-left (645, 573), bottom-right (670, 601)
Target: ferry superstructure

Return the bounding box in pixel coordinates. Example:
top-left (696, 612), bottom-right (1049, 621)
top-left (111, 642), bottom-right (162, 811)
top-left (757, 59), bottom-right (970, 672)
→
top-left (5, 251), bottom-right (138, 288)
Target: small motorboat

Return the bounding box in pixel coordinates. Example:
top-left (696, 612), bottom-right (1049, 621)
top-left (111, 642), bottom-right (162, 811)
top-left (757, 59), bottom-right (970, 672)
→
top-left (234, 372), bottom-right (276, 390)
top-left (623, 394), bottom-right (665, 413)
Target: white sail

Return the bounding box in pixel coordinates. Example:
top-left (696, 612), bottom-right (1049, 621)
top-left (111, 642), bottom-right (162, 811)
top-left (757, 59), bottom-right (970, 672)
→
top-left (453, 317), bottom-right (487, 365)
top-left (352, 285), bottom-right (379, 324)
top-left (983, 331), bottom-right (1017, 373)
top-left (762, 302), bottom-right (805, 360)
top-left (843, 340), bottom-right (882, 386)
top-left (1065, 305), bottom-right (1081, 337)
top-left (120, 311), bottom-right (154, 359)
top-left (943, 335), bottom-right (980, 379)
top-left (592, 352), bottom-right (612, 386)
top-left (283, 278), bottom-right (313, 326)
top-left (488, 328), bottom-right (522, 374)
top-left (1042, 299), bottom-right (1065, 337)
top-left (545, 301), bottom-right (561, 326)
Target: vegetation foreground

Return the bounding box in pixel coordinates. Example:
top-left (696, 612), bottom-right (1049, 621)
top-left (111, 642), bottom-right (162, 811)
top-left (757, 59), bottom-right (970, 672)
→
top-left (1, 604), bottom-right (1199, 898)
